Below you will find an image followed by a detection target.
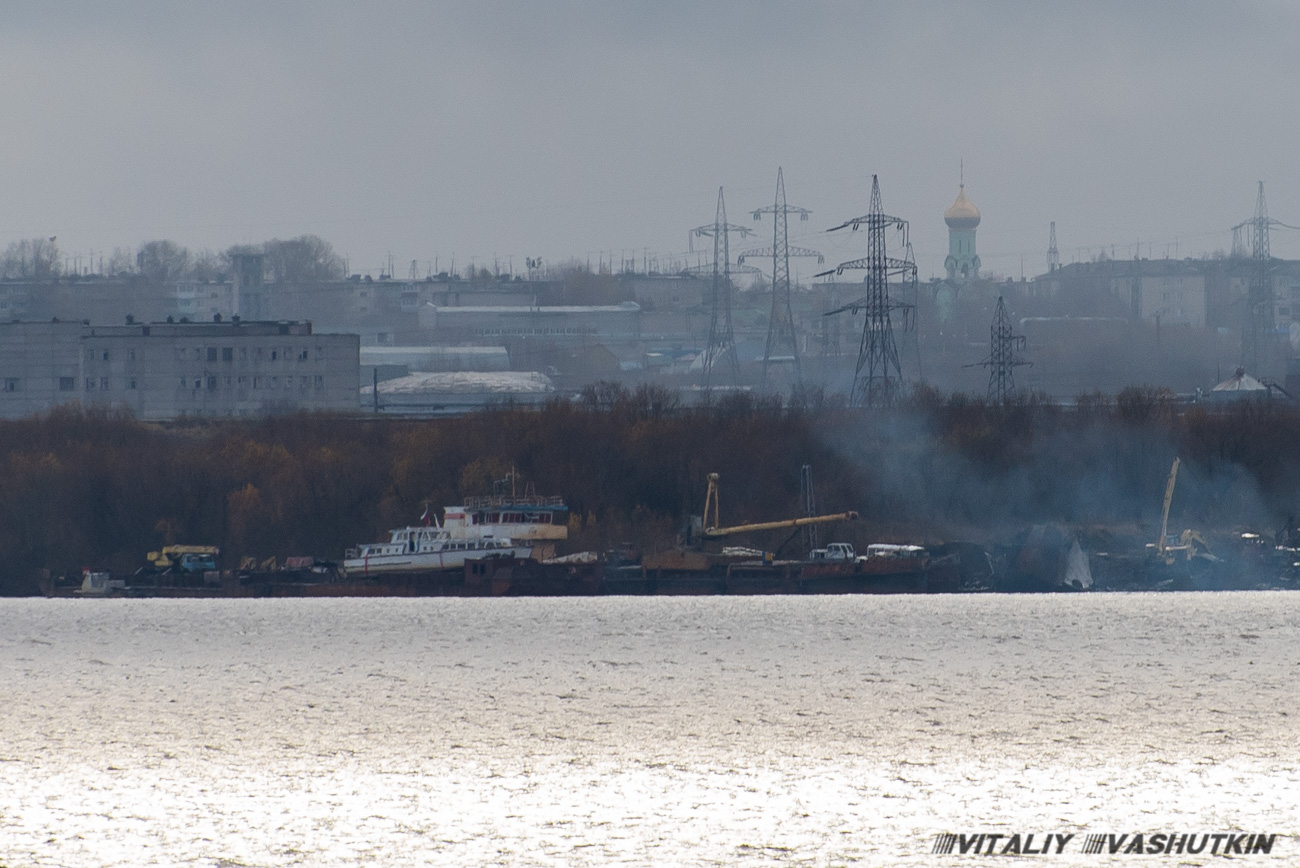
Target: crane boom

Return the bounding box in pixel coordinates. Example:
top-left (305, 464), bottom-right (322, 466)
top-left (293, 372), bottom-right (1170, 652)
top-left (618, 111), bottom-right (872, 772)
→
top-left (1157, 457), bottom-right (1180, 554)
top-left (704, 511), bottom-right (859, 538)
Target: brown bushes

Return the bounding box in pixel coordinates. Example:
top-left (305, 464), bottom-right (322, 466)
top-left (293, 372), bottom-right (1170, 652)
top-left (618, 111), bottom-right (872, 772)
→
top-left (3, 388), bottom-right (1300, 594)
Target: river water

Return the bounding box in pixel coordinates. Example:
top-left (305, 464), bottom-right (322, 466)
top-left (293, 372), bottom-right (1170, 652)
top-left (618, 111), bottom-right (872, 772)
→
top-left (1, 594), bottom-right (1297, 866)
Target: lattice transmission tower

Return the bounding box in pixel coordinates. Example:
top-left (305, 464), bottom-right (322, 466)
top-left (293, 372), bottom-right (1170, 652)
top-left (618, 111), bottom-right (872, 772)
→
top-left (971, 296), bottom-right (1029, 402)
top-left (691, 188), bottom-right (753, 388)
top-left (1047, 221), bottom-right (1059, 272)
top-left (817, 175), bottom-right (917, 407)
top-left (1233, 181), bottom-right (1279, 372)
top-left (800, 463), bottom-right (818, 553)
top-left (738, 168), bottom-right (823, 390)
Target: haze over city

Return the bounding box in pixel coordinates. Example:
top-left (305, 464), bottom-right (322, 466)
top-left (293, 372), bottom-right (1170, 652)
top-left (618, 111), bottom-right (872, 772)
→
top-left (5, 1), bottom-right (1300, 279)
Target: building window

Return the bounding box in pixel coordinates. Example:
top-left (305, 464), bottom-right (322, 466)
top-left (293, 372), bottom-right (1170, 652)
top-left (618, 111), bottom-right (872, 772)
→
top-left (100, 377), bottom-right (109, 389)
top-left (207, 347), bottom-right (218, 362)
top-left (299, 376), bottom-right (308, 389)
top-left (193, 348), bottom-right (202, 360)
top-left (298, 349), bottom-right (308, 361)
top-left (222, 347), bottom-right (233, 362)
top-left (128, 349), bottom-right (136, 361)
top-left (59, 377), bottom-right (75, 391)
top-left (269, 376), bottom-right (279, 388)
top-left (239, 348), bottom-right (248, 361)
top-left (180, 377), bottom-right (188, 389)
top-left (207, 376), bottom-right (217, 391)
top-left (314, 375), bottom-right (323, 389)
top-left (253, 376), bottom-right (261, 389)
top-left (85, 378), bottom-right (95, 391)
top-left (270, 350), bottom-right (278, 361)
top-left (3, 378), bottom-right (18, 392)
top-left (237, 376), bottom-right (247, 387)
top-left (193, 378), bottom-right (202, 389)
top-left (101, 350), bottom-right (110, 361)
top-left (128, 378), bottom-right (137, 390)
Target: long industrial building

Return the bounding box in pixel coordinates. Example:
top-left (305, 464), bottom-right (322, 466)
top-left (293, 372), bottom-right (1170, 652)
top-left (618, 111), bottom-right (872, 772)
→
top-left (0, 319), bottom-right (359, 420)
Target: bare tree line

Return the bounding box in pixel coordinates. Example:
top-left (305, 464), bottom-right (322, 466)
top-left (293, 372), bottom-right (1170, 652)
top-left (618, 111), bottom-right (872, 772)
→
top-left (0, 234), bottom-right (345, 284)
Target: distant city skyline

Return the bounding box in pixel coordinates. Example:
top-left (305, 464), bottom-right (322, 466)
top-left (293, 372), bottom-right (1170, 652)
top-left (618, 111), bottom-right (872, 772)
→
top-left (4, 1), bottom-right (1300, 281)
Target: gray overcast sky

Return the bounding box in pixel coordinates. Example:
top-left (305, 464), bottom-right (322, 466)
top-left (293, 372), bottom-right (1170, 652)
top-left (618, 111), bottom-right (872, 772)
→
top-left (4, 1), bottom-right (1300, 280)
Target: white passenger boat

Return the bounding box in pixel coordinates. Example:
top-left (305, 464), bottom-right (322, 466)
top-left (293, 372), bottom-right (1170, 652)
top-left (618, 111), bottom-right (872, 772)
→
top-left (343, 525), bottom-right (532, 576)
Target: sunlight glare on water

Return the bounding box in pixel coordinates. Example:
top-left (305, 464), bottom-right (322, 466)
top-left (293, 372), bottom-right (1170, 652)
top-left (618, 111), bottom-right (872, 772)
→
top-left (1, 594), bottom-right (1298, 865)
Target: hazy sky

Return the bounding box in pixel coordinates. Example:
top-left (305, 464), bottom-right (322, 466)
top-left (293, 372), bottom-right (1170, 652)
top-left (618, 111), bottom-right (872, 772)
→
top-left (4, 1), bottom-right (1300, 281)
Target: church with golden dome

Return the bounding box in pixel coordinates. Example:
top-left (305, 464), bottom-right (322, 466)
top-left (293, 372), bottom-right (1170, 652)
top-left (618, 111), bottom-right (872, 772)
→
top-left (944, 181), bottom-right (981, 281)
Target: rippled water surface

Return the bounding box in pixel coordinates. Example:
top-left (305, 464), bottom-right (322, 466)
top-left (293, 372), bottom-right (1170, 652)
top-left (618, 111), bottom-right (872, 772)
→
top-left (2, 594), bottom-right (1298, 866)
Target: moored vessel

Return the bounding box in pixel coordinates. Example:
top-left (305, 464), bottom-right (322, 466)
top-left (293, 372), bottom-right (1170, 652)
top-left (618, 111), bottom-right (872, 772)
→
top-left (342, 525), bottom-right (531, 576)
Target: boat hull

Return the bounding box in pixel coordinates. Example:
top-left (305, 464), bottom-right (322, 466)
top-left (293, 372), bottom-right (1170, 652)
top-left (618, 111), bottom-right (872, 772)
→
top-left (342, 545), bottom-right (533, 576)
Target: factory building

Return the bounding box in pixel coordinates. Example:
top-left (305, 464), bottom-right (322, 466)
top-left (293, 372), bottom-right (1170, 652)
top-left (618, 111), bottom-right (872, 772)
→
top-left (0, 320), bottom-right (359, 420)
top-left (419, 302), bottom-right (641, 344)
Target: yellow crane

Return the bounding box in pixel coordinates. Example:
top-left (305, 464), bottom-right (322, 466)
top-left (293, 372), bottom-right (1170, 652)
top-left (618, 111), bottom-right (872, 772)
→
top-left (1146, 457), bottom-right (1210, 565)
top-left (701, 472), bottom-right (859, 539)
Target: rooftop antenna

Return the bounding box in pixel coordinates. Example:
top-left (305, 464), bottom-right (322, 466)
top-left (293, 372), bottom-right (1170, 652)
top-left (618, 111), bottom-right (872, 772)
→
top-left (739, 168), bottom-right (823, 391)
top-left (817, 175), bottom-right (917, 407)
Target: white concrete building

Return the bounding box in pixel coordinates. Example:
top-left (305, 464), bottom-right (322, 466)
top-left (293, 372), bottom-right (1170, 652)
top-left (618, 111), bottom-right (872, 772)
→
top-left (0, 320), bottom-right (360, 420)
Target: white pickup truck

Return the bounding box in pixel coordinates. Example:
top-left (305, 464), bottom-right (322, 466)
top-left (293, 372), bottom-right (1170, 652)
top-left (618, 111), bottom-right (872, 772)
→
top-left (809, 542), bottom-right (857, 560)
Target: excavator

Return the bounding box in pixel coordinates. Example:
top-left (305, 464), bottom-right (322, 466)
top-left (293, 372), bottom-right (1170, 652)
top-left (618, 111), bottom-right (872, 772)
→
top-left (1145, 458), bottom-right (1212, 566)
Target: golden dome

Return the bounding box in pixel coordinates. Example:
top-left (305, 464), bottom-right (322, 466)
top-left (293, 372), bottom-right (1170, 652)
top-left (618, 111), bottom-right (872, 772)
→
top-left (944, 184), bottom-right (981, 229)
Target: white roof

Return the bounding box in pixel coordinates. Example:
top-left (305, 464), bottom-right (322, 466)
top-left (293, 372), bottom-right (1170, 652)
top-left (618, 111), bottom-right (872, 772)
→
top-left (362, 371), bottom-right (554, 396)
top-left (1212, 368), bottom-right (1268, 392)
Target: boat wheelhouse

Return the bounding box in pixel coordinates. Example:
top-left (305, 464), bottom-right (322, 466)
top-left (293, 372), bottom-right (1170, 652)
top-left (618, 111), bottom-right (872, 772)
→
top-left (442, 494), bottom-right (568, 542)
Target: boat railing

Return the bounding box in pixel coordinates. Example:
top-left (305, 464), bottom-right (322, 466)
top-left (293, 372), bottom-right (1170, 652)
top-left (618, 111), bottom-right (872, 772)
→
top-left (463, 495), bottom-right (565, 509)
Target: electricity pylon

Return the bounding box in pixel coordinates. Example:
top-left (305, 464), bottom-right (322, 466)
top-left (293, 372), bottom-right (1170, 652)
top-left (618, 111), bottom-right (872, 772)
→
top-left (1047, 222), bottom-right (1059, 272)
top-left (738, 168), bottom-right (823, 390)
top-left (800, 463), bottom-right (818, 553)
top-left (691, 188), bottom-right (753, 388)
top-left (1233, 181), bottom-right (1278, 371)
top-left (817, 175), bottom-right (916, 407)
top-left (971, 296), bottom-right (1029, 402)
